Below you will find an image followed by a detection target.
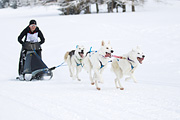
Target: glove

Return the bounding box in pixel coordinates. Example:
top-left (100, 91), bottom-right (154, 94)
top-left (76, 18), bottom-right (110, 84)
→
top-left (22, 42), bottom-right (25, 47)
top-left (22, 42), bottom-right (28, 50)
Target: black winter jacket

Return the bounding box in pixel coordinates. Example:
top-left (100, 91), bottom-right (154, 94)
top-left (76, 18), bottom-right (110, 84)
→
top-left (18, 26), bottom-right (45, 45)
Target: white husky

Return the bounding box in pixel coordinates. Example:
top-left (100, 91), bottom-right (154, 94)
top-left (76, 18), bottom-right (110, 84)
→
top-left (111, 46), bottom-right (145, 90)
top-left (83, 41), bottom-right (114, 90)
top-left (64, 45), bottom-right (86, 81)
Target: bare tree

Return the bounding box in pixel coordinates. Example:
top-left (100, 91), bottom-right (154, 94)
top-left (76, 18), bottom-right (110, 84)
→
top-left (122, 2), bottom-right (126, 12)
top-left (85, 0), bottom-right (91, 13)
top-left (132, 0), bottom-right (135, 12)
top-left (95, 0), bottom-right (99, 13)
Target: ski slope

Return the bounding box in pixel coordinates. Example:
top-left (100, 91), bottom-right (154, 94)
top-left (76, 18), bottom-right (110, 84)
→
top-left (0, 0), bottom-right (180, 120)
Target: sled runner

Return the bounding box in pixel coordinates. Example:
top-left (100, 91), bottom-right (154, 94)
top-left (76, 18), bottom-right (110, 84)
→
top-left (17, 42), bottom-right (53, 81)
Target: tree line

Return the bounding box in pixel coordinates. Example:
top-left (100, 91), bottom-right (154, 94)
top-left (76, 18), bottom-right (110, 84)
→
top-left (0, 0), bottom-right (145, 13)
top-left (59, 0), bottom-right (146, 15)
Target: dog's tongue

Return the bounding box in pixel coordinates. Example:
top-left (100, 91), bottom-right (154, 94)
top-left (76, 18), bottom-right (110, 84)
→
top-left (80, 53), bottom-right (84, 58)
top-left (138, 57), bottom-right (144, 64)
top-left (105, 53), bottom-right (111, 58)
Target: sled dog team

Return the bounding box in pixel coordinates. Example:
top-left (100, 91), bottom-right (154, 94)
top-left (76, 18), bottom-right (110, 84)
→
top-left (64, 41), bottom-right (145, 90)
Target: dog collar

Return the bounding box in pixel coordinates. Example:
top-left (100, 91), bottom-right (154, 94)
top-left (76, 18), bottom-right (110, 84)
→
top-left (127, 57), bottom-right (134, 63)
top-left (100, 54), bottom-right (108, 59)
top-left (76, 56), bottom-right (83, 62)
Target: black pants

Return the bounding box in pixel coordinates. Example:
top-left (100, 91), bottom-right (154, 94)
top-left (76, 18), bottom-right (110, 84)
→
top-left (18, 49), bottom-right (42, 75)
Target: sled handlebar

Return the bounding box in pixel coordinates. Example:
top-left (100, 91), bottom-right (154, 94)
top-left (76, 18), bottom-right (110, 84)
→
top-left (49, 67), bottom-right (56, 71)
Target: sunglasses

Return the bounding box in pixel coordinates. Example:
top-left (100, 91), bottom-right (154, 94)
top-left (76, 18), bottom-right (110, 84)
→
top-left (30, 25), bottom-right (37, 27)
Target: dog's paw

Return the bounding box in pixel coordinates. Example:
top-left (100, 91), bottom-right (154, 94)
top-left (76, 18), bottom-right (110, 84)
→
top-left (120, 88), bottom-right (124, 90)
top-left (97, 87), bottom-right (101, 90)
top-left (91, 82), bottom-right (95, 85)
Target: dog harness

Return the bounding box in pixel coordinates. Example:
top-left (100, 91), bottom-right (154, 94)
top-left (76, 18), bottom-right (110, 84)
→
top-left (99, 60), bottom-right (105, 69)
top-left (75, 56), bottom-right (84, 67)
top-left (88, 47), bottom-right (111, 69)
top-left (130, 63), bottom-right (134, 69)
top-left (76, 63), bottom-right (83, 67)
top-left (117, 57), bottom-right (134, 70)
top-left (127, 57), bottom-right (134, 70)
top-left (127, 57), bottom-right (134, 63)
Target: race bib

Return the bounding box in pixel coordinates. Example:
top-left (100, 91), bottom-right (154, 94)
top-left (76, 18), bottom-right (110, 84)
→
top-left (26, 32), bottom-right (38, 43)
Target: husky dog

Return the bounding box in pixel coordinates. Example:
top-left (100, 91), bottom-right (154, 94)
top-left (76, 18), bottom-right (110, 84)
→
top-left (111, 46), bottom-right (145, 90)
top-left (83, 41), bottom-right (114, 90)
top-left (64, 45), bottom-right (86, 81)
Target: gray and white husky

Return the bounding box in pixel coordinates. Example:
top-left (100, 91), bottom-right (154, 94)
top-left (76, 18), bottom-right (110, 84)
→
top-left (64, 45), bottom-right (86, 81)
top-left (83, 41), bottom-right (114, 90)
top-left (111, 46), bottom-right (145, 90)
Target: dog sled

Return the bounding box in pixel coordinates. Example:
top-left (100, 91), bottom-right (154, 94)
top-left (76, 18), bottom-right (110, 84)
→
top-left (17, 42), bottom-right (53, 81)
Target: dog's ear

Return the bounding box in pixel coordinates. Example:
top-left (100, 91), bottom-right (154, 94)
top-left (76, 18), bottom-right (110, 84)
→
top-left (136, 46), bottom-right (141, 50)
top-left (108, 41), bottom-right (111, 44)
top-left (102, 40), bottom-right (105, 46)
top-left (132, 48), bottom-right (136, 52)
top-left (132, 46), bottom-right (141, 51)
top-left (76, 45), bottom-right (79, 48)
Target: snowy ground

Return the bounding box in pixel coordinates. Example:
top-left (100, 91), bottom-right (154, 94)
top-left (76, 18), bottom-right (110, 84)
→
top-left (0, 0), bottom-right (180, 120)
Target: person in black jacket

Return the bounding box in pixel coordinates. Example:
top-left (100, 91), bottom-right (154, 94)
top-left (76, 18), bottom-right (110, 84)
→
top-left (18, 19), bottom-right (45, 76)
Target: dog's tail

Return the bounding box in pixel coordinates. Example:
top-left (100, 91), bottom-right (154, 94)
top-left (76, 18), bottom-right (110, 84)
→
top-left (64, 52), bottom-right (69, 61)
